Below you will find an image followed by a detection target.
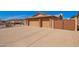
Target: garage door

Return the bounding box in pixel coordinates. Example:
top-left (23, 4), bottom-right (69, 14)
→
top-left (54, 20), bottom-right (63, 29)
top-left (42, 18), bottom-right (50, 28)
top-left (29, 19), bottom-right (40, 27)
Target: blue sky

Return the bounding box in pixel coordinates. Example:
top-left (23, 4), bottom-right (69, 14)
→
top-left (0, 11), bottom-right (78, 20)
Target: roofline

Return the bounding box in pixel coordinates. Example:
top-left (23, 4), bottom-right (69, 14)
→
top-left (26, 15), bottom-right (60, 19)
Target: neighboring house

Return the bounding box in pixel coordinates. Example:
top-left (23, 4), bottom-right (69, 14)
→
top-left (6, 19), bottom-right (24, 27)
top-left (0, 21), bottom-right (6, 28)
top-left (0, 21), bottom-right (5, 25)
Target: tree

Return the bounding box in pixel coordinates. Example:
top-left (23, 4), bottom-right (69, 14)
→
top-left (71, 16), bottom-right (76, 18)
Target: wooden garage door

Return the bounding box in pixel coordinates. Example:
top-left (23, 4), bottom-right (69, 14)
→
top-left (29, 19), bottom-right (40, 27)
top-left (42, 18), bottom-right (50, 28)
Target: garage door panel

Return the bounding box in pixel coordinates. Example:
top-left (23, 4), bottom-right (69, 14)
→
top-left (42, 19), bottom-right (50, 28)
top-left (29, 19), bottom-right (40, 27)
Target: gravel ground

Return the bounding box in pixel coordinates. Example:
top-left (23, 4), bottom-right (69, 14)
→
top-left (0, 26), bottom-right (79, 47)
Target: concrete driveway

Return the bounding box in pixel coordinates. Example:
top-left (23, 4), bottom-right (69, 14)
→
top-left (0, 26), bottom-right (79, 47)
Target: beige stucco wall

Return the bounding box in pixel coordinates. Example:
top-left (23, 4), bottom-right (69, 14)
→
top-left (71, 17), bottom-right (77, 31)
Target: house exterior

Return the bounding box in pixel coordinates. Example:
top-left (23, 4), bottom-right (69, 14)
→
top-left (25, 12), bottom-right (76, 31)
top-left (26, 12), bottom-right (62, 28)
